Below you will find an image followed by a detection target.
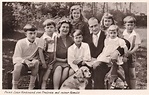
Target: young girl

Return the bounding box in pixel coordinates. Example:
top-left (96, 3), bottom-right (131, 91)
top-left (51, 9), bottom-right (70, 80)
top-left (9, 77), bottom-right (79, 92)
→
top-left (69, 5), bottom-right (90, 42)
top-left (100, 13), bottom-right (115, 36)
top-left (93, 25), bottom-right (128, 89)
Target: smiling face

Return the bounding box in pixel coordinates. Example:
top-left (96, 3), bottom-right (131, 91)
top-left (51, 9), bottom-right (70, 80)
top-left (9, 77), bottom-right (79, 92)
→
top-left (103, 18), bottom-right (113, 28)
top-left (26, 30), bottom-right (37, 42)
top-left (59, 23), bottom-right (70, 36)
top-left (72, 9), bottom-right (81, 21)
top-left (88, 18), bottom-right (100, 35)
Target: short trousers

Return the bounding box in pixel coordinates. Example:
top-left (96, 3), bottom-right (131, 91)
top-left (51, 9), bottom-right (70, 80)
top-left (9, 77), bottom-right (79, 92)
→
top-left (44, 52), bottom-right (54, 65)
top-left (20, 63), bottom-right (31, 76)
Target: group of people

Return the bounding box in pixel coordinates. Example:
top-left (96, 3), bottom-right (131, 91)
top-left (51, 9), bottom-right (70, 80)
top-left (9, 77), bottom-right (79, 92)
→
top-left (12, 5), bottom-right (141, 89)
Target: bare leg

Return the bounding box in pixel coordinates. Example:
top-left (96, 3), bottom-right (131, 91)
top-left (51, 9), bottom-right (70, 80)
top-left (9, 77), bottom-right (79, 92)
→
top-left (117, 67), bottom-right (125, 82)
top-left (29, 59), bottom-right (39, 89)
top-left (129, 68), bottom-right (136, 89)
top-left (12, 63), bottom-right (23, 89)
top-left (61, 67), bottom-right (69, 84)
top-left (53, 66), bottom-right (62, 89)
top-left (41, 68), bottom-right (52, 89)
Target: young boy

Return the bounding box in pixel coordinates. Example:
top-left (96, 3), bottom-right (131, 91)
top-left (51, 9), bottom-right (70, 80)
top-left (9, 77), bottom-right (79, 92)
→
top-left (68, 29), bottom-right (91, 73)
top-left (12, 24), bottom-right (40, 89)
top-left (38, 19), bottom-right (57, 89)
top-left (123, 16), bottom-right (141, 89)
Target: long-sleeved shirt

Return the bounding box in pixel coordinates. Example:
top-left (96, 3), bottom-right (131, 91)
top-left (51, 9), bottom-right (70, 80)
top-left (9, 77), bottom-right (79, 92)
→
top-left (12, 38), bottom-right (41, 64)
top-left (68, 42), bottom-right (91, 72)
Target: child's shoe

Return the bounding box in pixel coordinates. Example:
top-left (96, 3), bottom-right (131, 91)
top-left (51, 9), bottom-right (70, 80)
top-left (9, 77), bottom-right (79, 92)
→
top-left (110, 82), bottom-right (116, 89)
top-left (123, 81), bottom-right (129, 89)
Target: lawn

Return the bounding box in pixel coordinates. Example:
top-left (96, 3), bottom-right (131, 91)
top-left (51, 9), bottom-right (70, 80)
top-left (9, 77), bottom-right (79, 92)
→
top-left (2, 28), bottom-right (147, 89)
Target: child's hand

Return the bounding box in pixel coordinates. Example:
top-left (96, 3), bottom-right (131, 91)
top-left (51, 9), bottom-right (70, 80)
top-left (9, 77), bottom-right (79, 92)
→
top-left (42, 63), bottom-right (47, 69)
top-left (47, 39), bottom-right (54, 44)
top-left (125, 51), bottom-right (132, 57)
top-left (82, 61), bottom-right (86, 65)
top-left (73, 59), bottom-right (82, 65)
top-left (122, 57), bottom-right (128, 63)
top-left (93, 62), bottom-right (100, 69)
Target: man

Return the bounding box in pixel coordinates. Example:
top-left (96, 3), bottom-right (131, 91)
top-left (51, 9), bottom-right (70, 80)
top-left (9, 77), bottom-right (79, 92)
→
top-left (87, 17), bottom-right (126, 89)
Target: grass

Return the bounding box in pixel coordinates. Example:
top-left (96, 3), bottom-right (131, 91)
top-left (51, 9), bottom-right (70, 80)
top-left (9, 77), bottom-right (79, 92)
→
top-left (2, 28), bottom-right (147, 89)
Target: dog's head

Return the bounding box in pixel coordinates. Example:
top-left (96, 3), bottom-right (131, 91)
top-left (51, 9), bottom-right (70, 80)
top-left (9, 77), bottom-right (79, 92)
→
top-left (73, 66), bottom-right (91, 83)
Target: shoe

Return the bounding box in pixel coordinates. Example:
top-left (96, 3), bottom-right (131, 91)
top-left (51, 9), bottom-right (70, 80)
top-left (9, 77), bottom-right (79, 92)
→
top-left (123, 82), bottom-right (129, 89)
top-left (110, 82), bottom-right (116, 89)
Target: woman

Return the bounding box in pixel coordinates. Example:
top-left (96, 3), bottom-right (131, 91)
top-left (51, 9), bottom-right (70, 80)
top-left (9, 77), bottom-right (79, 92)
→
top-left (69, 5), bottom-right (90, 42)
top-left (53, 18), bottom-right (74, 89)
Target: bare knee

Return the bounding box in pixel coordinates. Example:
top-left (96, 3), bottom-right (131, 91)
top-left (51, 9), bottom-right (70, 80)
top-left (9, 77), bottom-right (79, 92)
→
top-left (55, 66), bottom-right (62, 72)
top-left (14, 63), bottom-right (23, 73)
top-left (63, 67), bottom-right (69, 73)
top-left (33, 59), bottom-right (39, 67)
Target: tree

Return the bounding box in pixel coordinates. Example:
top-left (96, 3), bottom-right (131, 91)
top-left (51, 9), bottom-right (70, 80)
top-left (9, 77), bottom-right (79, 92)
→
top-left (3, 2), bottom-right (17, 37)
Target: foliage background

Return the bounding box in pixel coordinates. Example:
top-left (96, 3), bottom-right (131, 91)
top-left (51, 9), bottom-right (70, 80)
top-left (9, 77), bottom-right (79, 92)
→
top-left (2, 2), bottom-right (147, 89)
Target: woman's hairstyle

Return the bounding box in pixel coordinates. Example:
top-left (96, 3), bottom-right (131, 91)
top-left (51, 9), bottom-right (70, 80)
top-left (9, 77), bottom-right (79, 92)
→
top-left (69, 5), bottom-right (86, 22)
top-left (100, 13), bottom-right (115, 30)
top-left (57, 18), bottom-right (72, 35)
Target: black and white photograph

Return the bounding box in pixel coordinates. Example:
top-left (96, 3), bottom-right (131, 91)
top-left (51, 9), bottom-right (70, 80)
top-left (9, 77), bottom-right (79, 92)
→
top-left (2, 1), bottom-right (147, 92)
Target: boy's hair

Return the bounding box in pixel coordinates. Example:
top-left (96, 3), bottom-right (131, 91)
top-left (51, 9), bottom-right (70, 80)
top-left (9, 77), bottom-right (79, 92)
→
top-left (43, 19), bottom-right (56, 27)
top-left (23, 24), bottom-right (37, 32)
top-left (123, 16), bottom-right (136, 24)
top-left (72, 29), bottom-right (83, 37)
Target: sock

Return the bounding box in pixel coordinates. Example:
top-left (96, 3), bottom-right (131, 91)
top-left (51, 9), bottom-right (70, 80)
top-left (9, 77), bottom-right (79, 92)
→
top-left (129, 79), bottom-right (136, 89)
top-left (12, 81), bottom-right (19, 89)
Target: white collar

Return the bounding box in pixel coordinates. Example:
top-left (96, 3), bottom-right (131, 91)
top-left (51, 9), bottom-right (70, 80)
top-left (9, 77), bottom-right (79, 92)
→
top-left (26, 38), bottom-right (37, 46)
top-left (42, 32), bottom-right (56, 40)
top-left (73, 42), bottom-right (83, 50)
top-left (108, 37), bottom-right (119, 41)
top-left (123, 29), bottom-right (137, 37)
top-left (93, 30), bottom-right (101, 38)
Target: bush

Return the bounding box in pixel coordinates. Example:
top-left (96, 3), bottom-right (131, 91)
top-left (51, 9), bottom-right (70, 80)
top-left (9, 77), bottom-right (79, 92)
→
top-left (3, 2), bottom-right (17, 38)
